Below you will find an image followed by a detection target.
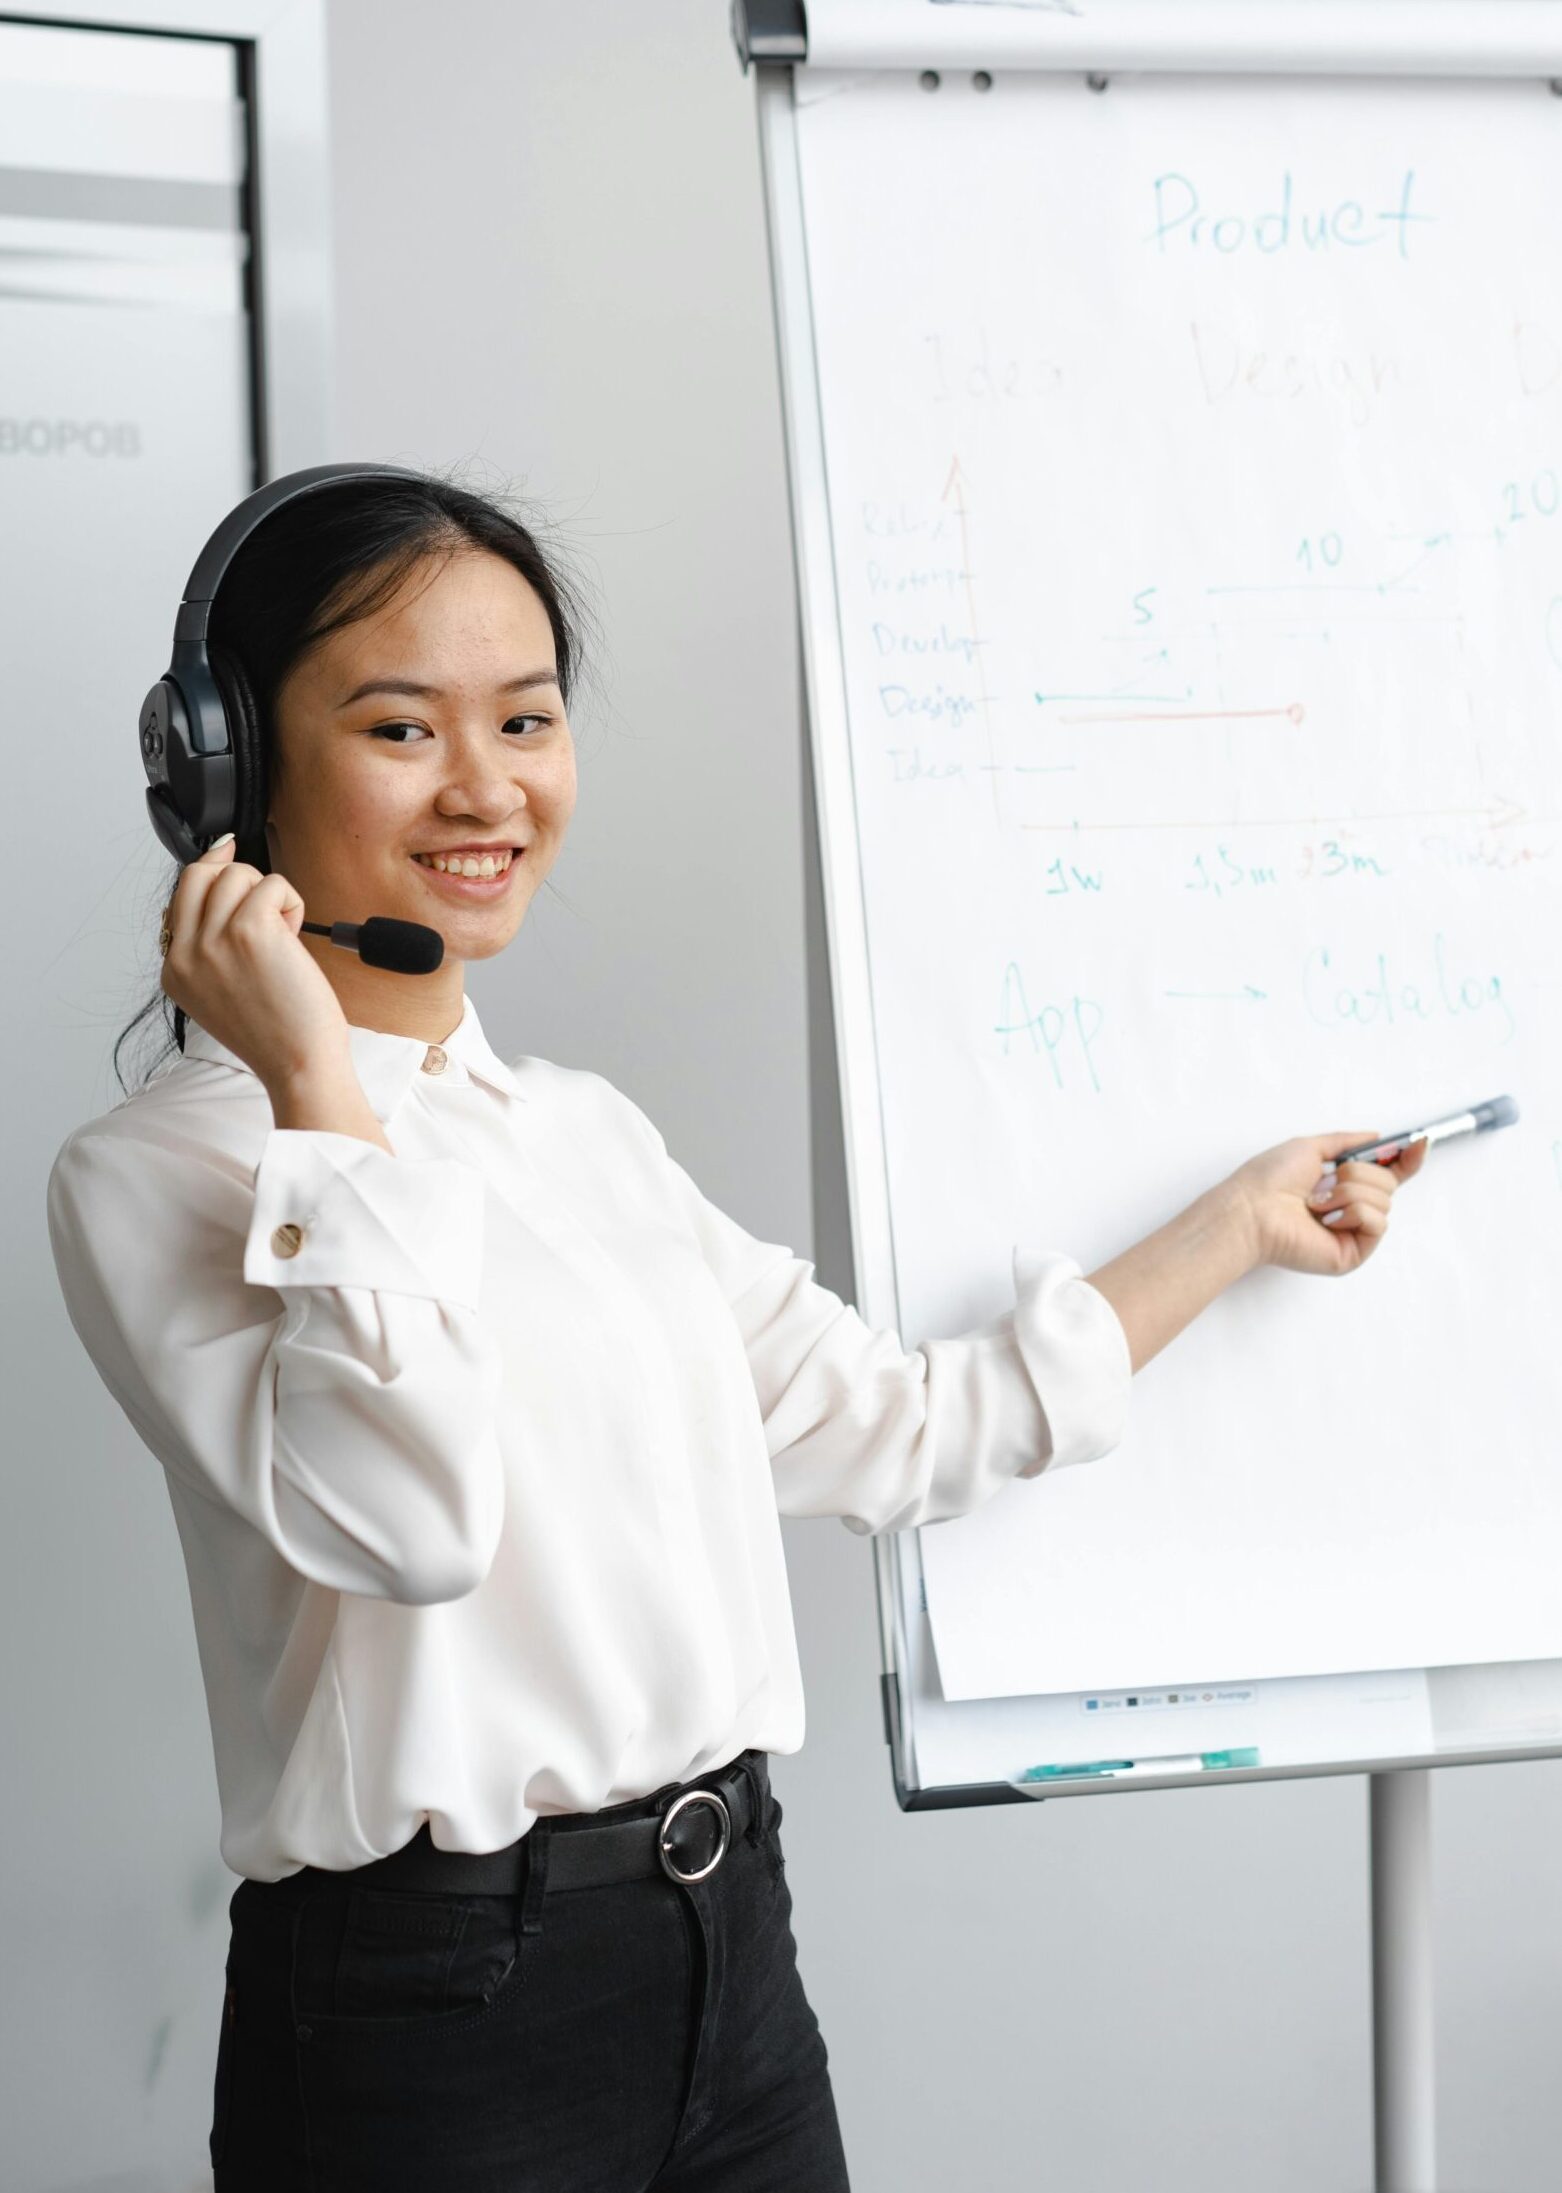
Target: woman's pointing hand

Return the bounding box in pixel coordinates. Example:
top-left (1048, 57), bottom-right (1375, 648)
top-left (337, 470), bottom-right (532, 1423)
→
top-left (1229, 1129), bottom-right (1429, 1277)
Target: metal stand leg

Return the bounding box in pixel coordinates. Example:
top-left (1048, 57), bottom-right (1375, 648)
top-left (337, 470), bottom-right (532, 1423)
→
top-left (1370, 1768), bottom-right (1437, 2192)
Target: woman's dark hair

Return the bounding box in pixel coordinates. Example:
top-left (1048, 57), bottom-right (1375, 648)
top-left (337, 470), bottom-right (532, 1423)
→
top-left (113, 467), bottom-right (591, 1097)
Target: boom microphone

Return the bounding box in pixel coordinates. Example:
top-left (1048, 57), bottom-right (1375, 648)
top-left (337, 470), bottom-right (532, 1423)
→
top-left (299, 916), bottom-right (445, 974)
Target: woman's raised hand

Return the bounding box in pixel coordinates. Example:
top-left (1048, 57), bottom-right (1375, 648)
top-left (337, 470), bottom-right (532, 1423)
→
top-left (1227, 1129), bottom-right (1429, 1277)
top-left (159, 834), bottom-right (352, 1098)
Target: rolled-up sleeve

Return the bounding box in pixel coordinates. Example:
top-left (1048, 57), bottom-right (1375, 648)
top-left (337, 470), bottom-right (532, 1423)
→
top-left (46, 1125), bottom-right (506, 1604)
top-left (625, 1096), bottom-right (1132, 1536)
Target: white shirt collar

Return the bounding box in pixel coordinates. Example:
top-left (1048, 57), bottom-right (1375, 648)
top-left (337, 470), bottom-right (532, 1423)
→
top-left (181, 990), bottom-right (527, 1122)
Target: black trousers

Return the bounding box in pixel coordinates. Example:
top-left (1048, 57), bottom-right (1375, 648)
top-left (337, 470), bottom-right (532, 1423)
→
top-left (210, 1750), bottom-right (852, 2190)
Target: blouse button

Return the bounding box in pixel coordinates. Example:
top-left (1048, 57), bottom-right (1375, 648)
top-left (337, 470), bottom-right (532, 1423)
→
top-left (421, 1044), bottom-right (448, 1074)
top-left (270, 1222), bottom-right (306, 1259)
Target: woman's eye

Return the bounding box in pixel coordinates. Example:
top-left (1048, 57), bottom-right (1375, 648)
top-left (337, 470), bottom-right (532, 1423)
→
top-left (368, 716), bottom-right (549, 744)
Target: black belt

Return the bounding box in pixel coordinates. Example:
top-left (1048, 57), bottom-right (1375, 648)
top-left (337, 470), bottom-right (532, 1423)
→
top-left (288, 1747), bottom-right (767, 1899)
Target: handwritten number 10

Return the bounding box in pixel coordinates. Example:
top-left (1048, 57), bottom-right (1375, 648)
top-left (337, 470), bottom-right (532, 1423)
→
top-left (1502, 470), bottom-right (1560, 524)
top-left (1297, 532), bottom-right (1343, 571)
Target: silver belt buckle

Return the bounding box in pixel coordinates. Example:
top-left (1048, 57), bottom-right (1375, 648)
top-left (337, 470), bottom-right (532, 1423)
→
top-left (658, 1787), bottom-right (731, 1884)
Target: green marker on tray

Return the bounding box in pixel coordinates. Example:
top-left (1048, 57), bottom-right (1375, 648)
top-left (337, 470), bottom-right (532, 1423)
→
top-left (1017, 1747), bottom-right (1261, 1783)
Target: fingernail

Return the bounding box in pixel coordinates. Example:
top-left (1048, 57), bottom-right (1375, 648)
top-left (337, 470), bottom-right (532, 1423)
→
top-left (1322, 1210), bottom-right (1346, 1226)
top-left (1309, 1171), bottom-right (1336, 1197)
top-left (1308, 1189), bottom-right (1333, 1207)
top-left (210, 831), bottom-right (235, 849)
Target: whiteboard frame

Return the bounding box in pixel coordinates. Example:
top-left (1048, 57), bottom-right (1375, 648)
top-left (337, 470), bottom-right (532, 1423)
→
top-left (748, 25), bottom-right (1562, 1811)
top-left (793, 0), bottom-right (1562, 79)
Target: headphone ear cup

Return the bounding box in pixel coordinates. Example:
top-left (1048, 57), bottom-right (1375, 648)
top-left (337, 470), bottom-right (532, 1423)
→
top-left (207, 642), bottom-right (270, 872)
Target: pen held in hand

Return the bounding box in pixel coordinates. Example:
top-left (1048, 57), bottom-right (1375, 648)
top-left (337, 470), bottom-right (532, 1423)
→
top-left (1332, 1093), bottom-right (1519, 1168)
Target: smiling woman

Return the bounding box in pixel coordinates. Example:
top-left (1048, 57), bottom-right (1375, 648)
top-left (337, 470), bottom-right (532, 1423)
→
top-left (112, 470), bottom-right (592, 1094)
top-left (50, 456), bottom-right (1422, 2193)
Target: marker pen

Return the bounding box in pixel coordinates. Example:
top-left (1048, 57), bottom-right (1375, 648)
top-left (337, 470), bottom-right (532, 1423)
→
top-left (1016, 1748), bottom-right (1261, 1783)
top-left (1332, 1093), bottom-right (1518, 1168)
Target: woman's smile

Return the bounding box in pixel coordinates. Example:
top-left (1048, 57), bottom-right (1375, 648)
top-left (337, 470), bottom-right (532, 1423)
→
top-left (409, 846), bottom-right (526, 899)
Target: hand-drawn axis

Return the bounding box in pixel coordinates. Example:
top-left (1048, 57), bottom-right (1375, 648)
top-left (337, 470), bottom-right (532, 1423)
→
top-left (939, 454), bottom-right (1000, 826)
top-left (1054, 702), bottom-right (1306, 728)
top-left (1019, 795), bottom-right (1530, 834)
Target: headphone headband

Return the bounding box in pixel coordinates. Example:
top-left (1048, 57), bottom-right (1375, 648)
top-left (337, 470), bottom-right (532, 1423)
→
top-left (171, 460), bottom-right (428, 645)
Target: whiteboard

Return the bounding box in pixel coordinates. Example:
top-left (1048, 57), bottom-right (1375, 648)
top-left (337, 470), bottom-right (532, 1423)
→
top-left (746, 4), bottom-right (1562, 1802)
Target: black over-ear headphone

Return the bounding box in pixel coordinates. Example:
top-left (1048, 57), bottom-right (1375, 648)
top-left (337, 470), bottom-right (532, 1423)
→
top-left (140, 460), bottom-right (426, 866)
top-left (140, 460), bottom-right (444, 976)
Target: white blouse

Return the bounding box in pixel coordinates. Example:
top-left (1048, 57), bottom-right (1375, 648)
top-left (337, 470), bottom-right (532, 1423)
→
top-left (45, 993), bottom-right (1132, 1881)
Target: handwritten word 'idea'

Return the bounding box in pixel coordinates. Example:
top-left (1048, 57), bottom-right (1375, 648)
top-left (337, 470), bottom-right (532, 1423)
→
top-left (1149, 170), bottom-right (1430, 260)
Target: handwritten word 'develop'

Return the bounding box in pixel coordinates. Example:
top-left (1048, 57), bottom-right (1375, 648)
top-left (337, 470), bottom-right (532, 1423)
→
top-left (872, 621), bottom-right (983, 667)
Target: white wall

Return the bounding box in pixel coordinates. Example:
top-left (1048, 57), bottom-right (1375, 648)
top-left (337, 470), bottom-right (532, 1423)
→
top-left (317, 5), bottom-right (1562, 2191)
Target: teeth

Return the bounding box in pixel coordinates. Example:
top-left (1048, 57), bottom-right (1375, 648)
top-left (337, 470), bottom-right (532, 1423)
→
top-left (414, 849), bottom-right (512, 877)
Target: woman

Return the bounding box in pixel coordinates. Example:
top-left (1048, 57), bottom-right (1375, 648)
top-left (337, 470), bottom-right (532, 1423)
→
top-left (46, 470), bottom-right (1424, 2190)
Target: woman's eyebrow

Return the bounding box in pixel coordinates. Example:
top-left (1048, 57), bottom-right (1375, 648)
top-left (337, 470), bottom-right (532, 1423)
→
top-left (335, 669), bottom-right (560, 708)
